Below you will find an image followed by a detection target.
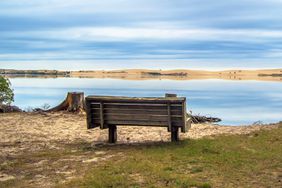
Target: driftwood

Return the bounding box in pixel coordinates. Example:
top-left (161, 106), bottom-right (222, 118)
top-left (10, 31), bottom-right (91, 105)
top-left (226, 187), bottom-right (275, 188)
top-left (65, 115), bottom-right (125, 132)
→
top-left (46, 92), bottom-right (85, 112)
top-left (0, 104), bottom-right (22, 113)
top-left (188, 114), bottom-right (221, 124)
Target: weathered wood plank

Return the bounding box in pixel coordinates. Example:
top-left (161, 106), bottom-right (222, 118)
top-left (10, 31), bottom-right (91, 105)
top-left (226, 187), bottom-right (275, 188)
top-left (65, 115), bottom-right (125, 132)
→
top-left (167, 102), bottom-right (172, 132)
top-left (91, 105), bottom-right (182, 112)
top-left (100, 102), bottom-right (104, 129)
top-left (181, 99), bottom-right (187, 133)
top-left (90, 103), bottom-right (182, 108)
top-left (91, 103), bottom-right (170, 106)
top-left (91, 113), bottom-right (183, 119)
top-left (107, 114), bottom-right (168, 121)
top-left (92, 119), bottom-right (184, 127)
top-left (91, 108), bottom-right (183, 116)
top-left (92, 116), bottom-right (183, 122)
top-left (85, 98), bottom-right (93, 129)
top-left (86, 96), bottom-right (185, 103)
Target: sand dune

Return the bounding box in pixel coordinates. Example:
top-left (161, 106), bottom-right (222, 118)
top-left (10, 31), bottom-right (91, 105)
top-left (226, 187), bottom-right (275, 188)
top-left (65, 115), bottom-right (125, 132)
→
top-left (71, 68), bottom-right (282, 82)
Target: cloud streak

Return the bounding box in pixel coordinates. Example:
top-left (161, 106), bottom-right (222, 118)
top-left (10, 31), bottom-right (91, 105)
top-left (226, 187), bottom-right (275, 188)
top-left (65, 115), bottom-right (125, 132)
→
top-left (28, 27), bottom-right (282, 41)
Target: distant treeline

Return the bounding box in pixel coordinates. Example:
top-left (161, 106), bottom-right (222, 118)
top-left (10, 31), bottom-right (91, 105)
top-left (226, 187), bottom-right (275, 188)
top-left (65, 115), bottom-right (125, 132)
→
top-left (142, 71), bottom-right (188, 76)
top-left (0, 69), bottom-right (71, 76)
top-left (258, 73), bottom-right (282, 77)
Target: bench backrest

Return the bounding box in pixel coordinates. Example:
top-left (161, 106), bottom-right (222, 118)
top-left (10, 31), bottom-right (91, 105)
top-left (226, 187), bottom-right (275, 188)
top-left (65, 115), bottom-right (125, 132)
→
top-left (85, 95), bottom-right (188, 132)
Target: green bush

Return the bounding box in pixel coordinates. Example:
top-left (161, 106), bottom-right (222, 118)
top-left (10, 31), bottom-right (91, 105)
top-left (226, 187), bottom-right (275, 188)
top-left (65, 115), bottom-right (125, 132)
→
top-left (0, 76), bottom-right (14, 105)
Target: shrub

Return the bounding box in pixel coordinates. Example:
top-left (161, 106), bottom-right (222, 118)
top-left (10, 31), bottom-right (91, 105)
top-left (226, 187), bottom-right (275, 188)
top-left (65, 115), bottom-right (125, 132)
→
top-left (0, 76), bottom-right (14, 105)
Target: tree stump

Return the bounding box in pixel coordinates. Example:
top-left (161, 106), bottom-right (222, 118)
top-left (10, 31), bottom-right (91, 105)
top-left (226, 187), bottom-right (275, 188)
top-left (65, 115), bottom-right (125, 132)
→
top-left (47, 92), bottom-right (85, 112)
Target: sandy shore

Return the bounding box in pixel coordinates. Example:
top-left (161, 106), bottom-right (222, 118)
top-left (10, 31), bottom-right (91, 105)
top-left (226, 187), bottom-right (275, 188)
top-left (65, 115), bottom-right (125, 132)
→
top-left (0, 112), bottom-right (281, 187)
top-left (0, 112), bottom-right (280, 158)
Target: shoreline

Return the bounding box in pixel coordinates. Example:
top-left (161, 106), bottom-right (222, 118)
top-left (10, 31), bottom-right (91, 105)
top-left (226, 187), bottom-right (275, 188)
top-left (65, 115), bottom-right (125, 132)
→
top-left (1, 68), bottom-right (282, 82)
top-left (0, 111), bottom-right (280, 157)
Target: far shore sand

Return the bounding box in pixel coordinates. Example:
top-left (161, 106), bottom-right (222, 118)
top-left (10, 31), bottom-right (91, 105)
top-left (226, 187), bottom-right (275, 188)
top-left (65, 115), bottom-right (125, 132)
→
top-left (1, 68), bottom-right (282, 82)
top-left (71, 68), bottom-right (282, 82)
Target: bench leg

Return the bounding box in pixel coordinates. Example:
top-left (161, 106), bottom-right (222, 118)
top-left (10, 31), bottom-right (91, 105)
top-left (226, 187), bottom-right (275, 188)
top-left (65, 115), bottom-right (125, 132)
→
top-left (171, 127), bottom-right (179, 142)
top-left (108, 125), bottom-right (117, 143)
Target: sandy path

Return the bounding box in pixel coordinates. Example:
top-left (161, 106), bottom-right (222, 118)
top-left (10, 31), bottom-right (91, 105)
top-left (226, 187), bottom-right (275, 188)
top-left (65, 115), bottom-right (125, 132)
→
top-left (0, 112), bottom-right (279, 158)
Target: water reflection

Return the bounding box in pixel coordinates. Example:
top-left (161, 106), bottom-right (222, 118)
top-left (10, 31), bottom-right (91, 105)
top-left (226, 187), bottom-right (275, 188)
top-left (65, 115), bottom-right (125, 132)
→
top-left (9, 78), bottom-right (282, 125)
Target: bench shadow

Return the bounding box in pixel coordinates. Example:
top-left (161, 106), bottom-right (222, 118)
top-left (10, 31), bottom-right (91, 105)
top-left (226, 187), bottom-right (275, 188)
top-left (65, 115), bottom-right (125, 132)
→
top-left (77, 139), bottom-right (188, 152)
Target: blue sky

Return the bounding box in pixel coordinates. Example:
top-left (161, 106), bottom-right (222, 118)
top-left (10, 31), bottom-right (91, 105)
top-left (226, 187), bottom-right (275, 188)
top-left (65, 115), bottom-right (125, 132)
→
top-left (1, 0), bottom-right (282, 70)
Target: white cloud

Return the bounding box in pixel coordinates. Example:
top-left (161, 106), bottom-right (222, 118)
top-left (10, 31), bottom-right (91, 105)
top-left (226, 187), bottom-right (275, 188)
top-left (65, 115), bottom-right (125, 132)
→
top-left (5, 27), bottom-right (282, 42)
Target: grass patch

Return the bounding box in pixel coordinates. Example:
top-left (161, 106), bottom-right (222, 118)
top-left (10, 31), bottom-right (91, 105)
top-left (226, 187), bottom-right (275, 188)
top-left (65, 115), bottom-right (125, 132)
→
top-left (57, 124), bottom-right (282, 188)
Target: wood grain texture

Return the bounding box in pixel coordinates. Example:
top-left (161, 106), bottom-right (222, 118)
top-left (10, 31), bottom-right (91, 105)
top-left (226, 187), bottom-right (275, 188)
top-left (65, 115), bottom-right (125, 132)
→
top-left (86, 95), bottom-right (188, 134)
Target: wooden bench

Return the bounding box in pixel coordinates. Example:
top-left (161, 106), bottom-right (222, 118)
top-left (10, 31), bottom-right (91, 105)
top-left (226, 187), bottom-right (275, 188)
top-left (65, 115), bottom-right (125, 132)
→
top-left (85, 94), bottom-right (191, 143)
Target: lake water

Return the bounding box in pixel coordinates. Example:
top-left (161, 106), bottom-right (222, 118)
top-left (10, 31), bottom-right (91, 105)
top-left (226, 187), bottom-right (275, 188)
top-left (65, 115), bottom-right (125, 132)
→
top-left (9, 77), bottom-right (282, 126)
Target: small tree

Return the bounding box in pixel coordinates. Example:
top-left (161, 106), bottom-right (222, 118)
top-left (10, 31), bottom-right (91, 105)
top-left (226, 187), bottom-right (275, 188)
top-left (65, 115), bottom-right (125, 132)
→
top-left (0, 76), bottom-right (14, 105)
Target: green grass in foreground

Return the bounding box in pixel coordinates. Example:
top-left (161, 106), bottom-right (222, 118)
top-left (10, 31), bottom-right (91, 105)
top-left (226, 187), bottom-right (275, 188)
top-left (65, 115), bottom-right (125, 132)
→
top-left (58, 124), bottom-right (282, 188)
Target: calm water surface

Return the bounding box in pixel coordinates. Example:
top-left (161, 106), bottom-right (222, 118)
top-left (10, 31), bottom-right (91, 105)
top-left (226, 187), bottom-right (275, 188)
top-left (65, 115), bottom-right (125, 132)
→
top-left (9, 78), bottom-right (282, 125)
